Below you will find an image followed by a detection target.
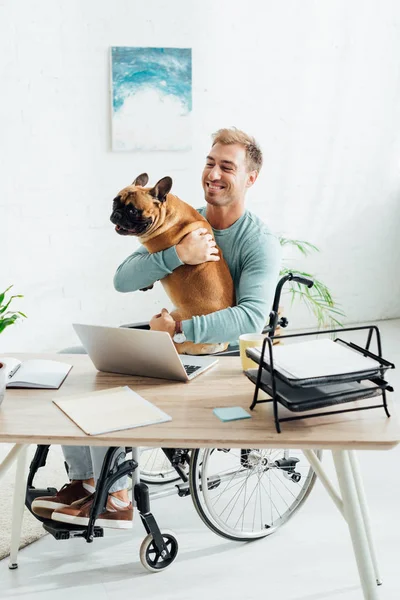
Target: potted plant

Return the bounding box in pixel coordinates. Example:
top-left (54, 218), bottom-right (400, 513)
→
top-left (0, 285), bottom-right (26, 406)
top-left (279, 237), bottom-right (344, 330)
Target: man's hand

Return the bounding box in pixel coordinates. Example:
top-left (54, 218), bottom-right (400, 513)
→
top-left (176, 228), bottom-right (220, 265)
top-left (149, 308), bottom-right (175, 337)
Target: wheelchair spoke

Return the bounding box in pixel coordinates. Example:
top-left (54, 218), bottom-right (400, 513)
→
top-left (268, 470), bottom-right (298, 504)
top-left (269, 466), bottom-right (307, 498)
top-left (139, 448), bottom-right (179, 484)
top-left (218, 469), bottom-right (254, 522)
top-left (210, 469), bottom-right (249, 506)
top-left (260, 475), bottom-right (283, 521)
top-left (233, 471), bottom-right (265, 530)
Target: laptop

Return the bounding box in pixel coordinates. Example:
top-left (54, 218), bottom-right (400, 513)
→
top-left (72, 323), bottom-right (218, 382)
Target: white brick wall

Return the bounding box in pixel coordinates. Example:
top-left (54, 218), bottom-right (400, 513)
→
top-left (1, 0), bottom-right (400, 352)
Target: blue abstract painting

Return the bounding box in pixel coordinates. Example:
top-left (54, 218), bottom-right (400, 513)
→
top-left (111, 47), bottom-right (192, 151)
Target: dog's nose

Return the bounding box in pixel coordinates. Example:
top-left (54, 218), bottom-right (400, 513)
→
top-left (110, 210), bottom-right (122, 224)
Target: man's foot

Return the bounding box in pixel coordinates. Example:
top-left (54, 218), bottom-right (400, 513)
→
top-left (31, 480), bottom-right (95, 519)
top-left (51, 495), bottom-right (133, 529)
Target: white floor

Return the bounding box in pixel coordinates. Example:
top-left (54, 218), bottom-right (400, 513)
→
top-left (1, 320), bottom-right (399, 600)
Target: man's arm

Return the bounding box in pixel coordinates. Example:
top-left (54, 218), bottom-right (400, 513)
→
top-left (181, 232), bottom-right (281, 344)
top-left (113, 229), bottom-right (219, 293)
top-left (113, 245), bottom-right (183, 293)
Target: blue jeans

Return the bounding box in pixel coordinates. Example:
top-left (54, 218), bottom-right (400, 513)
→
top-left (61, 445), bottom-right (128, 493)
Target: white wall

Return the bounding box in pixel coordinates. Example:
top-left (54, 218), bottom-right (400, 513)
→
top-left (1, 0), bottom-right (400, 352)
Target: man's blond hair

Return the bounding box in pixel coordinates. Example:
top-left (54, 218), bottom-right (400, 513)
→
top-left (211, 127), bottom-right (263, 173)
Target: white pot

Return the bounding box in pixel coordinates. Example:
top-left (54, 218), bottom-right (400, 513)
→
top-left (0, 361), bottom-right (6, 407)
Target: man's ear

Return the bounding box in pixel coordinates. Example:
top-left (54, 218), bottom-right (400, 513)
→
top-left (133, 173), bottom-right (149, 187)
top-left (149, 176), bottom-right (173, 203)
top-left (246, 170), bottom-right (258, 189)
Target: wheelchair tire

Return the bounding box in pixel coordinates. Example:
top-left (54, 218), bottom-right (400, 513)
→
top-left (139, 530), bottom-right (178, 572)
top-left (189, 447), bottom-right (322, 542)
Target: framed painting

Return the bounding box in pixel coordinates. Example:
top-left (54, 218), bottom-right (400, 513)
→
top-left (111, 46), bottom-right (192, 151)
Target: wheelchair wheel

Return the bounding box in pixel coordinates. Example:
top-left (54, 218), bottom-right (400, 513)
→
top-left (139, 530), bottom-right (178, 572)
top-left (190, 448), bottom-right (321, 542)
top-left (139, 448), bottom-right (180, 485)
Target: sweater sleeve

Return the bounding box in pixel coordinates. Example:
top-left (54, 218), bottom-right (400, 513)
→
top-left (113, 245), bottom-right (184, 292)
top-left (182, 232), bottom-right (282, 344)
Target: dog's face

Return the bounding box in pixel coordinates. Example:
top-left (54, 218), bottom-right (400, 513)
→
top-left (110, 173), bottom-right (173, 237)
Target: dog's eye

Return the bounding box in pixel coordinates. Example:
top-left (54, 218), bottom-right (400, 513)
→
top-left (128, 208), bottom-right (136, 215)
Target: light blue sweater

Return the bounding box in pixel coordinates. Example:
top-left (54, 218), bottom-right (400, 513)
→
top-left (114, 208), bottom-right (281, 345)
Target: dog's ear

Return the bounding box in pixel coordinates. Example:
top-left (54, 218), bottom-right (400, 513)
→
top-left (133, 173), bottom-right (149, 187)
top-left (149, 176), bottom-right (173, 203)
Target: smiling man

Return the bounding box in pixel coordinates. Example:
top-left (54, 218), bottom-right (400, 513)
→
top-left (114, 127), bottom-right (281, 347)
top-left (31, 129), bottom-right (281, 528)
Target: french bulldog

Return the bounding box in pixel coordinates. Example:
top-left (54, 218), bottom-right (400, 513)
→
top-left (110, 173), bottom-right (235, 354)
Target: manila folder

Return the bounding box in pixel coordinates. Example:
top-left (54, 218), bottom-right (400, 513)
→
top-left (53, 386), bottom-right (171, 435)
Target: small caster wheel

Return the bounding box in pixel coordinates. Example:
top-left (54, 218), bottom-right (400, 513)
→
top-left (291, 472), bottom-right (301, 483)
top-left (139, 530), bottom-right (178, 572)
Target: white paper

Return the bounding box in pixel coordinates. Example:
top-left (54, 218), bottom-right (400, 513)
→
top-left (252, 339), bottom-right (380, 380)
top-left (1, 357), bottom-right (21, 379)
top-left (1, 357), bottom-right (72, 389)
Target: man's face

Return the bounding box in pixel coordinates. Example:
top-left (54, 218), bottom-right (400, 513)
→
top-left (201, 142), bottom-right (257, 207)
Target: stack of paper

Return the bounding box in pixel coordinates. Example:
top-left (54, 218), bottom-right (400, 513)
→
top-left (53, 386), bottom-right (171, 435)
top-left (252, 339), bottom-right (380, 380)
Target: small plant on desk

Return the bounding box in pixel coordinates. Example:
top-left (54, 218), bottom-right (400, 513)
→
top-left (0, 285), bottom-right (27, 334)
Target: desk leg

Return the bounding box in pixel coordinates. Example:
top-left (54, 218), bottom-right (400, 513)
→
top-left (348, 450), bottom-right (382, 586)
top-left (8, 444), bottom-right (29, 570)
top-left (332, 450), bottom-right (378, 600)
top-left (304, 449), bottom-right (382, 588)
top-left (0, 444), bottom-right (25, 483)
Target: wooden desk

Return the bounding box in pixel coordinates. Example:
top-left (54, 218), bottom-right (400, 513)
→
top-left (0, 354), bottom-right (398, 449)
top-left (1, 354), bottom-right (399, 600)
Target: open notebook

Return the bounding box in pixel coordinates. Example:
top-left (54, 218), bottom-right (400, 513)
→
top-left (251, 338), bottom-right (381, 380)
top-left (53, 386), bottom-right (171, 435)
top-left (1, 357), bottom-right (72, 389)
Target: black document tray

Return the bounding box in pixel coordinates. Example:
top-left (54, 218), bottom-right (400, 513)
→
top-left (244, 368), bottom-right (387, 413)
top-left (246, 343), bottom-right (385, 388)
top-left (244, 326), bottom-right (395, 433)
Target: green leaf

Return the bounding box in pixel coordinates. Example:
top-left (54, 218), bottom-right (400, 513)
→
top-left (279, 238), bottom-right (320, 256)
top-left (281, 271), bottom-right (345, 329)
top-left (0, 285), bottom-right (13, 307)
top-left (1, 311), bottom-right (27, 320)
top-left (278, 238), bottom-right (345, 330)
top-left (0, 295), bottom-right (23, 315)
top-left (0, 285), bottom-right (26, 333)
top-left (0, 315), bottom-right (18, 334)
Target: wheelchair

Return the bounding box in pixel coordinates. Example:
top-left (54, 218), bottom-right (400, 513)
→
top-left (25, 273), bottom-right (322, 571)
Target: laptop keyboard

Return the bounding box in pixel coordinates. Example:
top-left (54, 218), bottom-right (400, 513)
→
top-left (183, 364), bottom-right (202, 376)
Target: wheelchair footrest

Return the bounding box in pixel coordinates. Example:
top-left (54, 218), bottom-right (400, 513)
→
top-left (43, 520), bottom-right (104, 540)
top-left (26, 487), bottom-right (58, 505)
top-left (25, 487), bottom-right (59, 521)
